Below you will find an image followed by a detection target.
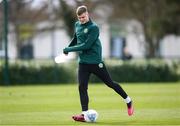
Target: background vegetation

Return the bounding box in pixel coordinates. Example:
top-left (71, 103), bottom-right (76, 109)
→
top-left (0, 0), bottom-right (179, 58)
top-left (0, 59), bottom-right (179, 85)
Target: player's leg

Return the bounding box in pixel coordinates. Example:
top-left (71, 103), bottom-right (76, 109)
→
top-left (92, 63), bottom-right (134, 116)
top-left (78, 63), bottom-right (91, 112)
top-left (72, 63), bottom-right (91, 122)
top-left (91, 63), bottom-right (127, 98)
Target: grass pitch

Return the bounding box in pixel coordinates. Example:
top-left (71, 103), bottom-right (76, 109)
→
top-left (0, 83), bottom-right (180, 126)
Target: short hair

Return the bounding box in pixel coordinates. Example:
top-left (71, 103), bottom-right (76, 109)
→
top-left (76, 5), bottom-right (88, 16)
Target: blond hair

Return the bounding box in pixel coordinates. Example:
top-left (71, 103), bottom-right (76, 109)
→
top-left (76, 5), bottom-right (88, 16)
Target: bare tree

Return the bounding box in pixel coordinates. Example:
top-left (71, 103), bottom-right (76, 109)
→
top-left (99, 0), bottom-right (180, 58)
top-left (8, 0), bottom-right (49, 58)
top-left (58, 0), bottom-right (101, 38)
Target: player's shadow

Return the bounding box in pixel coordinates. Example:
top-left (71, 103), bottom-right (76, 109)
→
top-left (96, 120), bottom-right (138, 125)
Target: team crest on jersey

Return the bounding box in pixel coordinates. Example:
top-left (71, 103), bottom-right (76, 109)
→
top-left (98, 63), bottom-right (103, 68)
top-left (84, 28), bottom-right (88, 33)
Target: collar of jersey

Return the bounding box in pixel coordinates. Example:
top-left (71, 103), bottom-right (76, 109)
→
top-left (80, 18), bottom-right (92, 26)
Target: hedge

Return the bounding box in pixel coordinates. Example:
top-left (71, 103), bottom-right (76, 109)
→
top-left (0, 62), bottom-right (76, 85)
top-left (0, 59), bottom-right (179, 85)
top-left (90, 60), bottom-right (180, 83)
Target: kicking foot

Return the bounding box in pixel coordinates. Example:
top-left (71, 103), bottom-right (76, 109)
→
top-left (72, 114), bottom-right (85, 122)
top-left (127, 101), bottom-right (134, 116)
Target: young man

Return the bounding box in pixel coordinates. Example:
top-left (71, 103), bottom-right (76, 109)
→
top-left (63, 5), bottom-right (134, 122)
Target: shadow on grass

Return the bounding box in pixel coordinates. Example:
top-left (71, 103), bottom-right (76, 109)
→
top-left (65, 120), bottom-right (138, 126)
top-left (96, 120), bottom-right (138, 125)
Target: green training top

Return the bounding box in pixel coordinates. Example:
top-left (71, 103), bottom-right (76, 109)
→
top-left (64, 19), bottom-right (103, 64)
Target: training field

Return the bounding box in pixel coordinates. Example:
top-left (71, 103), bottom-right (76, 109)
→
top-left (0, 83), bottom-right (180, 126)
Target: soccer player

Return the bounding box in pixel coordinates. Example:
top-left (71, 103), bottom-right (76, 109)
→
top-left (63, 5), bottom-right (134, 122)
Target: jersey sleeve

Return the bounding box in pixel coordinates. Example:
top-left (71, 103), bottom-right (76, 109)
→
top-left (68, 33), bottom-right (77, 47)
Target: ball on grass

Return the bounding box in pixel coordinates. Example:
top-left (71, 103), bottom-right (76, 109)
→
top-left (84, 109), bottom-right (98, 122)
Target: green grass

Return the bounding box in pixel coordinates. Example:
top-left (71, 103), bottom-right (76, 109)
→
top-left (0, 83), bottom-right (180, 126)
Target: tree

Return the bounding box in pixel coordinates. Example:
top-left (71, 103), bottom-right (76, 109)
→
top-left (59, 0), bottom-right (76, 38)
top-left (99, 0), bottom-right (180, 58)
top-left (58, 0), bottom-right (100, 38)
top-left (7, 0), bottom-right (49, 58)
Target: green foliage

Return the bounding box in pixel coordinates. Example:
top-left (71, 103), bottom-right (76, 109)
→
top-left (0, 62), bottom-right (76, 85)
top-left (90, 59), bottom-right (180, 83)
top-left (0, 59), bottom-right (179, 85)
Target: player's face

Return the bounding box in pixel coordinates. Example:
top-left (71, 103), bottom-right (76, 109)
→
top-left (77, 12), bottom-right (89, 24)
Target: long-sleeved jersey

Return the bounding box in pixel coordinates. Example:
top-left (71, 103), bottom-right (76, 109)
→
top-left (64, 19), bottom-right (103, 64)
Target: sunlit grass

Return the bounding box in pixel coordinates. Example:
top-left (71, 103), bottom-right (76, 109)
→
top-left (0, 83), bottom-right (180, 125)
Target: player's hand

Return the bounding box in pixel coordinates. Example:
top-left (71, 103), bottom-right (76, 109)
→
top-left (63, 48), bottom-right (68, 55)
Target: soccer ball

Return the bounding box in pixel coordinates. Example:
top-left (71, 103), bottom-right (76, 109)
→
top-left (84, 109), bottom-right (98, 122)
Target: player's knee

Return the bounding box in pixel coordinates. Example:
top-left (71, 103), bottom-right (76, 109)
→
top-left (105, 82), bottom-right (114, 88)
top-left (106, 81), bottom-right (118, 89)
